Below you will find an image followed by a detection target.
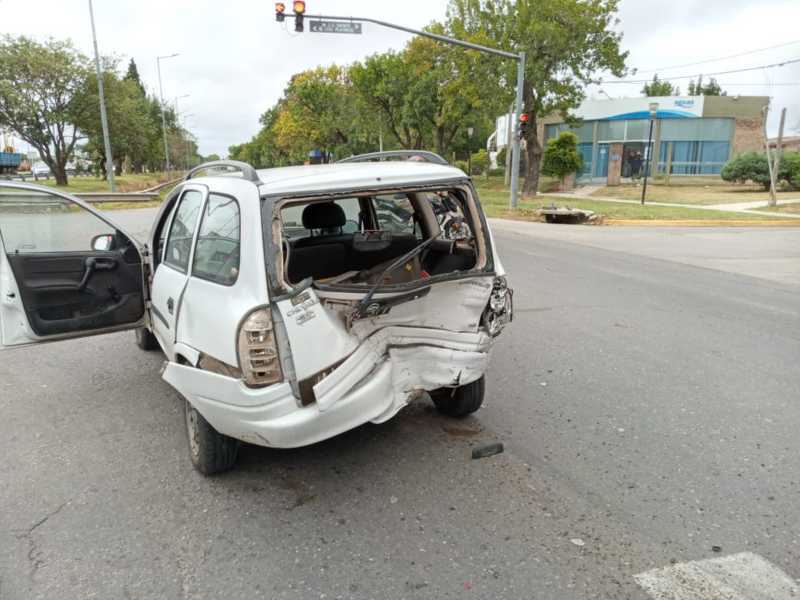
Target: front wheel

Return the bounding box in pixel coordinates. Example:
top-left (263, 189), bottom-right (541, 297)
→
top-left (430, 376), bottom-right (485, 418)
top-left (184, 400), bottom-right (240, 475)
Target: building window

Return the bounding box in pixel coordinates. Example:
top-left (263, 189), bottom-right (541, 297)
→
top-left (657, 140), bottom-right (730, 175)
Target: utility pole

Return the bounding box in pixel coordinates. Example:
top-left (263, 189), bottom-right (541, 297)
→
top-left (87, 0), bottom-right (115, 191)
top-left (157, 53), bottom-right (179, 173)
top-left (504, 103), bottom-right (513, 187)
top-left (769, 108), bottom-right (787, 208)
top-left (281, 8), bottom-right (526, 209)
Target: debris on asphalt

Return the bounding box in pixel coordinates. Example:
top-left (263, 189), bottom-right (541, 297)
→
top-left (570, 538), bottom-right (586, 547)
top-left (471, 442), bottom-right (504, 459)
top-left (712, 545), bottom-right (722, 553)
top-left (538, 204), bottom-right (598, 224)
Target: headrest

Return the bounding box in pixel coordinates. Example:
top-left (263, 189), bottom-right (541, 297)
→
top-left (302, 202), bottom-right (346, 230)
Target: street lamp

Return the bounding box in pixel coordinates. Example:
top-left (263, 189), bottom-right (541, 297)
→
top-left (156, 53), bottom-right (179, 173)
top-left (87, 0), bottom-right (115, 191)
top-left (641, 102), bottom-right (659, 205)
top-left (467, 126), bottom-right (474, 176)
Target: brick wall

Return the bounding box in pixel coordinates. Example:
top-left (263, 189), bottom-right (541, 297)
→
top-left (731, 118), bottom-right (765, 157)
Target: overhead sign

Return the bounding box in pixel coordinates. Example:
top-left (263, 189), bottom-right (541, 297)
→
top-left (309, 20), bottom-right (362, 34)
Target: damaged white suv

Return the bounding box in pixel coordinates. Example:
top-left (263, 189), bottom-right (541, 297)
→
top-left (0, 152), bottom-right (512, 474)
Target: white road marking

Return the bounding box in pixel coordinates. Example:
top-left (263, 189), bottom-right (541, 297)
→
top-left (634, 552), bottom-right (799, 599)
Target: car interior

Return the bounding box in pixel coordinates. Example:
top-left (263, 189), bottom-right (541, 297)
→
top-left (0, 190), bottom-right (145, 338)
top-left (280, 189), bottom-right (480, 286)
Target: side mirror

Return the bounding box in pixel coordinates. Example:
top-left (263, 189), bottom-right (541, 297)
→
top-left (91, 233), bottom-right (117, 252)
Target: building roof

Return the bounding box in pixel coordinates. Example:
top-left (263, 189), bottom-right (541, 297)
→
top-left (255, 162), bottom-right (468, 195)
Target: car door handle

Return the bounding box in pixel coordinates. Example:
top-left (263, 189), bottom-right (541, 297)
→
top-left (167, 297), bottom-right (174, 314)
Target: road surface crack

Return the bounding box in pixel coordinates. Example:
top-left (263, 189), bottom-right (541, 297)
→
top-left (14, 499), bottom-right (71, 580)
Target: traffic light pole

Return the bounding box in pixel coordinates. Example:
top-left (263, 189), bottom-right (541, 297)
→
top-left (297, 13), bottom-right (526, 209)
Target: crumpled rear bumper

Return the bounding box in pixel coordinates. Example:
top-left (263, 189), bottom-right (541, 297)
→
top-left (162, 326), bottom-right (492, 448)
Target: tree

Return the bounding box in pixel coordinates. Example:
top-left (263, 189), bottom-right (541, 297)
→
top-left (446, 0), bottom-right (628, 196)
top-left (721, 152), bottom-right (772, 189)
top-left (688, 77), bottom-right (725, 96)
top-left (124, 58), bottom-right (146, 97)
top-left (351, 51), bottom-right (428, 150)
top-left (75, 67), bottom-right (156, 176)
top-left (641, 74), bottom-right (678, 96)
top-left (541, 131), bottom-right (583, 188)
top-left (0, 36), bottom-right (91, 185)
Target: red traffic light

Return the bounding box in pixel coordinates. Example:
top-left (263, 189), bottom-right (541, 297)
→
top-left (293, 0), bottom-right (306, 13)
top-left (519, 113), bottom-right (530, 123)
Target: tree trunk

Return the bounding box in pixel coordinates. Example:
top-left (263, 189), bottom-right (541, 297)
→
top-left (52, 163), bottom-right (68, 186)
top-left (523, 123), bottom-right (543, 197)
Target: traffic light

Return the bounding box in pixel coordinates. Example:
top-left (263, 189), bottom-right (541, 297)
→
top-left (519, 113), bottom-right (530, 138)
top-left (275, 2), bottom-right (285, 22)
top-left (293, 0), bottom-right (306, 32)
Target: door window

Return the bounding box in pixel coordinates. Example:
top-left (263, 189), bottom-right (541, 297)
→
top-left (0, 189), bottom-right (116, 254)
top-left (164, 189), bottom-right (203, 272)
top-left (192, 194), bottom-right (240, 286)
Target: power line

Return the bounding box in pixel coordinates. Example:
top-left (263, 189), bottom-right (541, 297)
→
top-left (603, 57), bottom-right (800, 84)
top-left (634, 39), bottom-right (800, 74)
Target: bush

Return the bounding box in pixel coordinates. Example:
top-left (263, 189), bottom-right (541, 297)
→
top-left (488, 167), bottom-right (505, 177)
top-left (721, 151), bottom-right (800, 190)
top-left (781, 151), bottom-right (800, 190)
top-left (721, 152), bottom-right (771, 189)
top-left (496, 147), bottom-right (507, 167)
top-left (471, 149), bottom-right (489, 175)
top-left (541, 131), bottom-right (583, 184)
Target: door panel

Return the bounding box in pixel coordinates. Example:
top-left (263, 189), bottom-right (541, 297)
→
top-left (149, 186), bottom-right (206, 357)
top-left (0, 182), bottom-right (146, 348)
top-left (6, 251), bottom-right (144, 336)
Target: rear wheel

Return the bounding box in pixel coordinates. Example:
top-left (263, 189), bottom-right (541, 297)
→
top-left (184, 400), bottom-right (240, 475)
top-left (134, 327), bottom-right (159, 351)
top-left (431, 376), bottom-right (485, 418)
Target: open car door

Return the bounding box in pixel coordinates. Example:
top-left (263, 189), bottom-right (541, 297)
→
top-left (0, 182), bottom-right (147, 348)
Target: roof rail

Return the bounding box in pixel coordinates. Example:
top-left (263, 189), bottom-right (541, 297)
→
top-left (184, 160), bottom-right (261, 183)
top-left (337, 150), bottom-right (449, 166)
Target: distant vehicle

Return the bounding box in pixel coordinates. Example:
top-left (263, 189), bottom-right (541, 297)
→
top-left (31, 162), bottom-right (51, 178)
top-left (0, 151), bottom-right (23, 175)
top-left (0, 155), bottom-right (514, 476)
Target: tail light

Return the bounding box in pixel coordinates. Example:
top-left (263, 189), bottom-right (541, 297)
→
top-left (237, 308), bottom-right (283, 387)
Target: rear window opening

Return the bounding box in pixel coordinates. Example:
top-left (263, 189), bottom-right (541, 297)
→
top-left (277, 187), bottom-right (485, 289)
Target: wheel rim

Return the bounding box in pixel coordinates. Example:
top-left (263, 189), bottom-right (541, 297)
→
top-left (185, 402), bottom-right (200, 457)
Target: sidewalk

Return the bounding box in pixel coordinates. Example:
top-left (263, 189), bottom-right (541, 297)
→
top-left (548, 191), bottom-right (800, 219)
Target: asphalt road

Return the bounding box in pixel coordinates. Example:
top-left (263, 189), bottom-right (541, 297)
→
top-left (1, 213), bottom-right (799, 599)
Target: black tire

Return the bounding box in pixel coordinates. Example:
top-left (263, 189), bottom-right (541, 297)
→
top-left (184, 400), bottom-right (240, 475)
top-left (431, 376), bottom-right (485, 418)
top-left (134, 327), bottom-right (160, 351)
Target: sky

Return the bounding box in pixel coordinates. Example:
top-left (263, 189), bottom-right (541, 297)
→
top-left (2, 0), bottom-right (799, 157)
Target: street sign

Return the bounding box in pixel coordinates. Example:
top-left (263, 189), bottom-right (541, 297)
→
top-left (309, 20), bottom-right (362, 34)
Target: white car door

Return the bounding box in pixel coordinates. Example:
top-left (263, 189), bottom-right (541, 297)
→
top-left (0, 182), bottom-right (147, 348)
top-left (149, 184), bottom-right (206, 358)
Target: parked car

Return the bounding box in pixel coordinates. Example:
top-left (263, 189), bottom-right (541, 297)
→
top-left (0, 154), bottom-right (513, 475)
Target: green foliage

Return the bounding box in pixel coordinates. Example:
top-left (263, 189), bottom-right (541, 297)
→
top-left (541, 131), bottom-right (583, 182)
top-left (641, 74), bottom-right (678, 96)
top-left (454, 159), bottom-right (469, 173)
top-left (488, 167), bottom-right (505, 177)
top-left (687, 78), bottom-right (726, 96)
top-left (782, 151), bottom-right (800, 190)
top-left (471, 149), bottom-right (489, 175)
top-left (721, 152), bottom-right (771, 189)
top-left (445, 0), bottom-right (628, 195)
top-left (496, 147), bottom-right (507, 166)
top-left (0, 35), bottom-right (92, 185)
